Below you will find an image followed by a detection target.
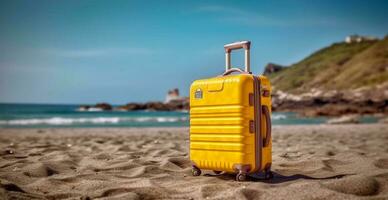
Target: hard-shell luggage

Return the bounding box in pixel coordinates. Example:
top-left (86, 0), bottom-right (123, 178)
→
top-left (189, 41), bottom-right (272, 181)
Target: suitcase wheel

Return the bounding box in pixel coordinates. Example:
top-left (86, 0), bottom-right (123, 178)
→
top-left (236, 172), bottom-right (246, 182)
top-left (264, 169), bottom-right (273, 180)
top-left (192, 166), bottom-right (201, 176)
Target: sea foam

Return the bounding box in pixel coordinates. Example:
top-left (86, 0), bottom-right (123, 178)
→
top-left (0, 116), bottom-right (188, 126)
top-left (271, 114), bottom-right (287, 120)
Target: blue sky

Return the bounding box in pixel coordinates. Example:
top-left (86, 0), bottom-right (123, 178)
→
top-left (1, 0), bottom-right (387, 104)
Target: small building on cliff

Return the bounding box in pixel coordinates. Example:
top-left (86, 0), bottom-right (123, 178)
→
top-left (165, 88), bottom-right (188, 103)
top-left (345, 35), bottom-right (378, 43)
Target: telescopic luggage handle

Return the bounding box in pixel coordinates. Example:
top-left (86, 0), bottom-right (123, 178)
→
top-left (224, 41), bottom-right (251, 73)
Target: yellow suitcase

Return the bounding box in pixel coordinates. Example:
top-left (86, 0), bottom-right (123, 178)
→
top-left (189, 41), bottom-right (272, 181)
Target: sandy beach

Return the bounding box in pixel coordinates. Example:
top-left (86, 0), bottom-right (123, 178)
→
top-left (0, 124), bottom-right (388, 199)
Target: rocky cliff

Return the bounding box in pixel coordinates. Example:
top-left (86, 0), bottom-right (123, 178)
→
top-left (268, 36), bottom-right (388, 116)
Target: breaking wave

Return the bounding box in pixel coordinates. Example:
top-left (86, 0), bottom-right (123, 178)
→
top-left (0, 114), bottom-right (287, 126)
top-left (271, 114), bottom-right (287, 120)
top-left (0, 116), bottom-right (188, 126)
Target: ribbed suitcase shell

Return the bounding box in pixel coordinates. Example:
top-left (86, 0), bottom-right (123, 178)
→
top-left (190, 74), bottom-right (272, 174)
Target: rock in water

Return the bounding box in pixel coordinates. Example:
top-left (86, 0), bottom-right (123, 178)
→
top-left (78, 103), bottom-right (112, 111)
top-left (94, 103), bottom-right (112, 111)
top-left (117, 103), bottom-right (146, 111)
top-left (146, 102), bottom-right (171, 111)
top-left (78, 105), bottom-right (91, 111)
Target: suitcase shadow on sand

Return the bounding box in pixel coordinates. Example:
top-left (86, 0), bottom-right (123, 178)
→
top-left (204, 172), bottom-right (350, 183)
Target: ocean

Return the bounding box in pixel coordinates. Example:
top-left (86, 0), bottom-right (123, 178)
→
top-left (0, 103), bottom-right (378, 128)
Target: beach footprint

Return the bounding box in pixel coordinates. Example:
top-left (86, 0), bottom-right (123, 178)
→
top-left (160, 157), bottom-right (190, 171)
top-left (322, 175), bottom-right (380, 196)
top-left (199, 184), bottom-right (232, 199)
top-left (374, 158), bottom-right (388, 169)
top-left (22, 163), bottom-right (58, 177)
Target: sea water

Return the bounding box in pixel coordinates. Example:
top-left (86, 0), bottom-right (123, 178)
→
top-left (0, 103), bottom-right (376, 128)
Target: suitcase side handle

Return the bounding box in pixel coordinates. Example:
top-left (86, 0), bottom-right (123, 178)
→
top-left (262, 105), bottom-right (272, 147)
top-left (224, 41), bottom-right (251, 73)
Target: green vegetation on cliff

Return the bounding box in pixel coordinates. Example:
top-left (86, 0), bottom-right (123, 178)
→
top-left (268, 36), bottom-right (388, 93)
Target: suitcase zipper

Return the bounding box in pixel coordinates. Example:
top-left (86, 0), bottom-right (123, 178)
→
top-left (252, 76), bottom-right (262, 173)
top-left (249, 93), bottom-right (254, 106)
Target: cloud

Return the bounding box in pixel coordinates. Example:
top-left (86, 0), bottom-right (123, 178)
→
top-left (41, 47), bottom-right (154, 58)
top-left (196, 5), bottom-right (338, 27)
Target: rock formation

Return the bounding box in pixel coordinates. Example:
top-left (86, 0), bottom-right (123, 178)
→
top-left (271, 85), bottom-right (388, 117)
top-left (78, 103), bottom-right (113, 111)
top-left (78, 89), bottom-right (189, 112)
top-left (95, 103), bottom-right (113, 110)
top-left (263, 63), bottom-right (285, 75)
